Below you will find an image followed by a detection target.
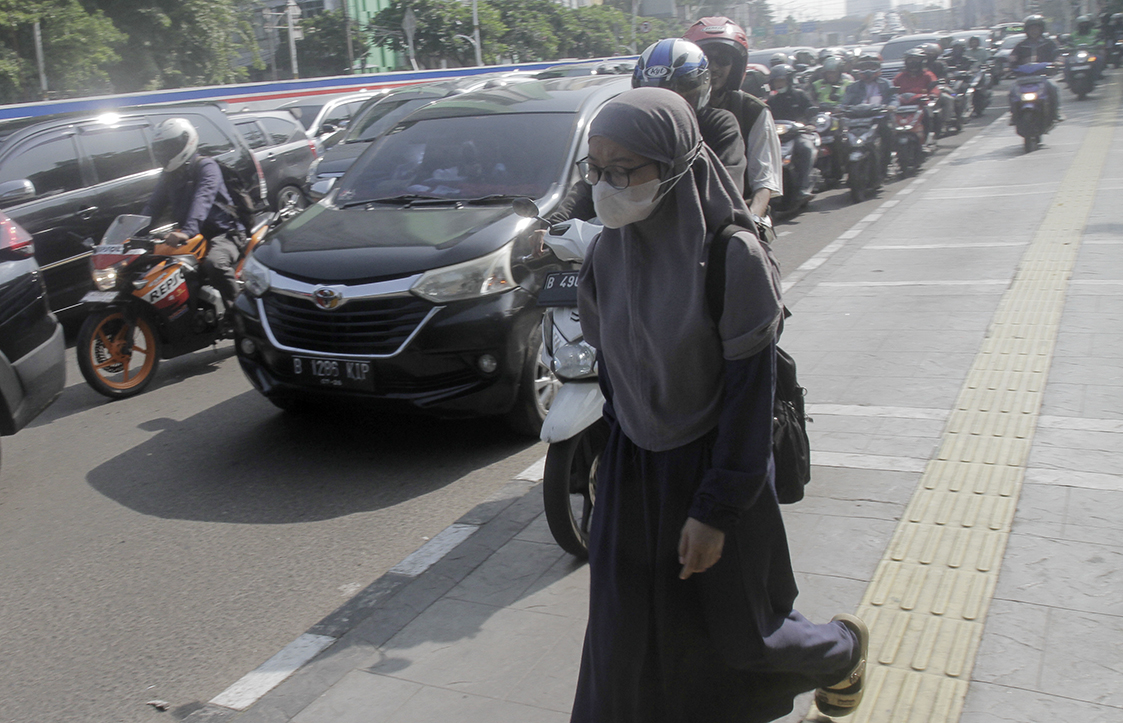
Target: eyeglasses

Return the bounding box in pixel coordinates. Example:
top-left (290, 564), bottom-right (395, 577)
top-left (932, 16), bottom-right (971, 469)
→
top-left (576, 157), bottom-right (658, 190)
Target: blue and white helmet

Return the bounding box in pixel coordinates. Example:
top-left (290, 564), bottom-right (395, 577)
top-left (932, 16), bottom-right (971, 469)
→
top-left (632, 38), bottom-right (712, 110)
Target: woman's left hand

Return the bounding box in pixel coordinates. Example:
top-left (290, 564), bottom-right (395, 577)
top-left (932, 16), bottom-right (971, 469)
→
top-left (678, 517), bottom-right (726, 579)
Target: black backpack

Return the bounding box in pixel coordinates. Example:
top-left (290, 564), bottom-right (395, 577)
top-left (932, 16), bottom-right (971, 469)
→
top-left (705, 223), bottom-right (812, 504)
top-left (214, 158), bottom-right (263, 234)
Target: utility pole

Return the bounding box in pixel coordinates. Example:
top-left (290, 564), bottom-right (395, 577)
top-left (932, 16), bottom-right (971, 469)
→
top-left (341, 0), bottom-right (355, 73)
top-left (472, 0), bottom-right (483, 67)
top-left (286, 0), bottom-right (300, 79)
top-left (33, 20), bottom-right (47, 97)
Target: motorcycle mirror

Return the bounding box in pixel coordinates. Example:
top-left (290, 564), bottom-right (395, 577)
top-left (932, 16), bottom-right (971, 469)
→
top-left (512, 197), bottom-right (541, 219)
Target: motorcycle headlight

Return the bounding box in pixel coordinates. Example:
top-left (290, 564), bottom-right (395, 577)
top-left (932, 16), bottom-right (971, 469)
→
top-left (1021, 91), bottom-right (1038, 101)
top-left (241, 255), bottom-right (272, 297)
top-left (93, 267), bottom-right (117, 291)
top-left (411, 242), bottom-right (516, 303)
top-left (551, 341), bottom-right (595, 379)
top-left (814, 113), bottom-right (831, 133)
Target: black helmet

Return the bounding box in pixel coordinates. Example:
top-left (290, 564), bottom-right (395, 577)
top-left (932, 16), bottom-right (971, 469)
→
top-left (769, 51), bottom-right (790, 67)
top-left (904, 48), bottom-right (926, 70)
top-left (769, 63), bottom-right (795, 85)
top-left (1077, 14), bottom-right (1093, 28)
top-left (922, 43), bottom-right (942, 58)
top-left (1024, 15), bottom-right (1046, 32)
top-left (951, 39), bottom-right (966, 50)
top-left (1113, 13), bottom-right (1123, 27)
top-left (633, 38), bottom-right (712, 110)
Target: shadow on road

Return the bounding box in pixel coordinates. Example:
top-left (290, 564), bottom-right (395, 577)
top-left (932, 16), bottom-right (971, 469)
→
top-left (85, 389), bottom-right (537, 525)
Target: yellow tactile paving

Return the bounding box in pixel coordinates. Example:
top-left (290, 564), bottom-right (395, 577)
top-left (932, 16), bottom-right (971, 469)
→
top-left (806, 77), bottom-right (1121, 723)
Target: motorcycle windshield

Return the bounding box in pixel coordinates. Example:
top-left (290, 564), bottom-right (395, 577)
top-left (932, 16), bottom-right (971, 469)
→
top-left (102, 215), bottom-right (151, 246)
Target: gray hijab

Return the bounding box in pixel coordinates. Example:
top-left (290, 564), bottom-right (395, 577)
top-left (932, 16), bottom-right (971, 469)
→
top-left (577, 88), bottom-right (783, 452)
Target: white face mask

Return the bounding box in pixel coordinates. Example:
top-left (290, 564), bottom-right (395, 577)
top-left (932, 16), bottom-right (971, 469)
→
top-left (591, 177), bottom-right (661, 229)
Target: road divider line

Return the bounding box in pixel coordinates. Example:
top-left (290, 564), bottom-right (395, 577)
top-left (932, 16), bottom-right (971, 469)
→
top-left (209, 634), bottom-right (336, 711)
top-left (389, 523), bottom-right (478, 577)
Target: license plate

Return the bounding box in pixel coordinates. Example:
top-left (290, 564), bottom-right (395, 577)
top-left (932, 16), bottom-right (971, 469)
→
top-left (1070, 65), bottom-right (1091, 70)
top-left (537, 270), bottom-right (580, 307)
top-left (82, 291), bottom-right (122, 303)
top-left (291, 356), bottom-right (374, 391)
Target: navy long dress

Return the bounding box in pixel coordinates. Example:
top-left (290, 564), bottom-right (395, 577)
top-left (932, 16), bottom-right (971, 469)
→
top-left (570, 344), bottom-right (857, 723)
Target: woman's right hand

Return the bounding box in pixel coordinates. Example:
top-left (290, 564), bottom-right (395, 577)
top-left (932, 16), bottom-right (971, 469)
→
top-left (678, 517), bottom-right (726, 579)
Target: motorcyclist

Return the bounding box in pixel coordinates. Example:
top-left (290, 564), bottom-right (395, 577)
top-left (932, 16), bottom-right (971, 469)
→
top-left (811, 56), bottom-right (852, 106)
top-left (766, 64), bottom-right (817, 203)
top-left (1012, 15), bottom-right (1062, 122)
top-left (944, 39), bottom-right (974, 71)
top-left (964, 36), bottom-right (991, 71)
top-left (141, 118), bottom-right (245, 316)
top-left (893, 48), bottom-right (940, 137)
top-left (769, 52), bottom-right (791, 68)
top-left (684, 17), bottom-right (782, 222)
top-left (922, 43), bottom-right (949, 80)
top-left (841, 54), bottom-right (898, 175)
top-left (546, 38), bottom-right (748, 224)
top-left (1069, 14), bottom-right (1105, 79)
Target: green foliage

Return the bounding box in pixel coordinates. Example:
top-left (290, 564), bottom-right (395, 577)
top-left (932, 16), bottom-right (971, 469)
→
top-left (273, 9), bottom-right (371, 78)
top-left (368, 0), bottom-right (682, 68)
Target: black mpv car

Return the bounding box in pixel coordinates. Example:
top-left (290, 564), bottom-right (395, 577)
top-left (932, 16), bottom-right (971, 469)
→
top-left (233, 75), bottom-right (630, 434)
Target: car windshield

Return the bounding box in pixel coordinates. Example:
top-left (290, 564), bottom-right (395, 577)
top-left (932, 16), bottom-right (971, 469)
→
top-left (282, 104), bottom-right (325, 129)
top-left (336, 113), bottom-right (573, 205)
top-left (342, 98), bottom-right (435, 144)
top-left (1001, 34), bottom-right (1026, 49)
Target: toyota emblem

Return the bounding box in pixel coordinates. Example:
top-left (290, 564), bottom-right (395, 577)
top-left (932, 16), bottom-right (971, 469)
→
top-left (312, 287), bottom-right (343, 310)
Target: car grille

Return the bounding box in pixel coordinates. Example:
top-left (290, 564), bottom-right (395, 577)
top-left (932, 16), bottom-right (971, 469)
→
top-left (263, 292), bottom-right (431, 356)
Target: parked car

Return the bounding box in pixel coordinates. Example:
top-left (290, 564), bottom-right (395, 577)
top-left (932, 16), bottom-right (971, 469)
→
top-left (0, 210), bottom-right (65, 472)
top-left (231, 111), bottom-right (317, 210)
top-left (234, 75), bottom-right (632, 434)
top-left (305, 74), bottom-right (537, 199)
top-left (534, 60), bottom-right (635, 78)
top-left (0, 104), bottom-right (266, 316)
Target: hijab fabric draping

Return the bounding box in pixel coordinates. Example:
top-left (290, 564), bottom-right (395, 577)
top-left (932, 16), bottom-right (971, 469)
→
top-left (577, 88), bottom-right (783, 452)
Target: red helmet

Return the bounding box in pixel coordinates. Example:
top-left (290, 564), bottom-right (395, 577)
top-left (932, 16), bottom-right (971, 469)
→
top-left (683, 17), bottom-right (749, 92)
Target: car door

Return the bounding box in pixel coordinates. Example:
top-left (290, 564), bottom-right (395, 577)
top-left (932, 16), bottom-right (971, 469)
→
top-left (75, 118), bottom-right (161, 258)
top-left (258, 116), bottom-right (314, 193)
top-left (233, 118), bottom-right (277, 201)
top-left (0, 129), bottom-right (100, 313)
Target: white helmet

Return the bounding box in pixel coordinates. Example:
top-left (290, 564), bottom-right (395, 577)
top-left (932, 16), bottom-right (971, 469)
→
top-left (152, 117), bottom-right (198, 172)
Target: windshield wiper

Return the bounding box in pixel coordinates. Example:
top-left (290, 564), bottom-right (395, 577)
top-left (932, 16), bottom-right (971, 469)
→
top-left (341, 194), bottom-right (459, 208)
top-left (461, 194), bottom-right (525, 205)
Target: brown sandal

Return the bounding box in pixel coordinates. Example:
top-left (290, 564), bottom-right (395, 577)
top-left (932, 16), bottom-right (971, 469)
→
top-left (813, 614), bottom-right (869, 717)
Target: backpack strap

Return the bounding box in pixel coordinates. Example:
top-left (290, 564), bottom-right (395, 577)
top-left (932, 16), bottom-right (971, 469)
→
top-left (704, 222), bottom-right (748, 325)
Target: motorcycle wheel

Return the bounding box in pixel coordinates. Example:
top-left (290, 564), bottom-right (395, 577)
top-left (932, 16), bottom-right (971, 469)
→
top-left (77, 308), bottom-right (162, 399)
top-left (542, 418), bottom-right (609, 559)
top-left (1024, 135), bottom-right (1037, 153)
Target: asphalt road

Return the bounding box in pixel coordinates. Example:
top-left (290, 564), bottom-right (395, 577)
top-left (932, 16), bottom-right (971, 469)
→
top-left (0, 97), bottom-right (1006, 723)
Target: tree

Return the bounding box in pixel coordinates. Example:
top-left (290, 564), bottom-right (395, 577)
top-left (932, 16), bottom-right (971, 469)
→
top-left (368, 0), bottom-right (507, 68)
top-left (273, 9), bottom-right (370, 78)
top-left (0, 0), bottom-right (124, 102)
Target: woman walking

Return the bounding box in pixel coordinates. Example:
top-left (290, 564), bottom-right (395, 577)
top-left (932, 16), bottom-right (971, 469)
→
top-left (572, 87), bottom-right (868, 723)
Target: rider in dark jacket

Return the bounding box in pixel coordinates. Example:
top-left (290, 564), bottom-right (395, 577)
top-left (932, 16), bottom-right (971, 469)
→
top-left (1011, 15), bottom-right (1062, 122)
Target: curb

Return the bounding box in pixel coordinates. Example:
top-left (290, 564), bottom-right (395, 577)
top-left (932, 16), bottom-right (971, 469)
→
top-left (184, 465), bottom-right (546, 722)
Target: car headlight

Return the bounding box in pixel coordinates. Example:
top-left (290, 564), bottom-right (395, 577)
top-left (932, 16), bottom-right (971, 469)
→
top-left (411, 242), bottom-right (516, 303)
top-left (93, 267), bottom-right (117, 291)
top-left (241, 255), bottom-right (272, 297)
top-left (551, 341), bottom-right (595, 379)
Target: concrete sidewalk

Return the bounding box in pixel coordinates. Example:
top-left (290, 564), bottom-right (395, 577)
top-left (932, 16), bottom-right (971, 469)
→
top-left (186, 76), bottom-right (1123, 723)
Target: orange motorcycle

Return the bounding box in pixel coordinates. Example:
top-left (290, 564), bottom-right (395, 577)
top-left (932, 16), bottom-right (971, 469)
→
top-left (77, 211), bottom-right (286, 398)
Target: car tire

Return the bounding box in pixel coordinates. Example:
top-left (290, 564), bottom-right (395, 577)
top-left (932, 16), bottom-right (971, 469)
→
top-left (504, 321), bottom-right (559, 437)
top-left (77, 308), bottom-right (162, 399)
top-left (275, 185), bottom-right (307, 211)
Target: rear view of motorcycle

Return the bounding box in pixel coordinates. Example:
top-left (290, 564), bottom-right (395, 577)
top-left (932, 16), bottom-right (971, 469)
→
top-left (892, 94), bottom-right (930, 176)
top-left (812, 110), bottom-right (846, 190)
top-left (513, 199), bottom-right (605, 559)
top-left (1009, 62), bottom-right (1056, 153)
top-left (770, 120), bottom-right (820, 217)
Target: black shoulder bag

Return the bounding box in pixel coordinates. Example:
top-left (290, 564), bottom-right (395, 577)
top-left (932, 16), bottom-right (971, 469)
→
top-left (706, 223), bottom-right (812, 504)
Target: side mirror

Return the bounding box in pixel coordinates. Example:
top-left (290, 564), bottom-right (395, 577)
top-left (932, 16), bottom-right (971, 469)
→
top-left (320, 122), bottom-right (338, 134)
top-left (511, 197), bottom-right (541, 219)
top-left (0, 179), bottom-right (35, 206)
top-left (308, 177), bottom-right (336, 201)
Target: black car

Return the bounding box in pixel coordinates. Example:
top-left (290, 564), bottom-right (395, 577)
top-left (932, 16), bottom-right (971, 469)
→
top-left (305, 73), bottom-right (536, 199)
top-left (234, 75), bottom-right (631, 434)
top-left (0, 104), bottom-right (265, 316)
top-left (230, 111), bottom-right (317, 210)
top-left (0, 209), bottom-right (65, 472)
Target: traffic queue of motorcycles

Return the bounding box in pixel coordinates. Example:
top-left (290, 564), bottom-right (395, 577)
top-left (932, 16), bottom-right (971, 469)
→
top-left (763, 43), bottom-right (996, 213)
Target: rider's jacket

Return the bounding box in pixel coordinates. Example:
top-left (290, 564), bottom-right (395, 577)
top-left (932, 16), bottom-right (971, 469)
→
top-left (812, 78), bottom-right (851, 104)
top-left (840, 77), bottom-right (898, 107)
top-left (766, 87), bottom-right (815, 121)
top-left (893, 69), bottom-right (939, 97)
top-left (964, 48), bottom-right (990, 67)
top-left (1013, 37), bottom-right (1060, 65)
top-left (142, 155), bottom-right (241, 239)
top-left (1069, 30), bottom-right (1101, 47)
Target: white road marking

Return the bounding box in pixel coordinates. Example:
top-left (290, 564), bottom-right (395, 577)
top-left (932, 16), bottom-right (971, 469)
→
top-left (210, 634), bottom-right (336, 711)
top-left (516, 456), bottom-right (546, 481)
top-left (389, 523), bottom-right (478, 577)
top-left (818, 279), bottom-right (1010, 287)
